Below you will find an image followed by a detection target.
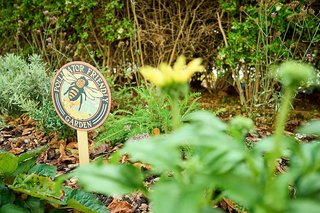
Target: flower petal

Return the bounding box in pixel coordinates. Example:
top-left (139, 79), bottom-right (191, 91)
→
top-left (140, 66), bottom-right (166, 86)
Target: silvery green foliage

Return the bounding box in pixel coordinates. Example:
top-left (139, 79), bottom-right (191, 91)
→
top-left (0, 54), bottom-right (51, 115)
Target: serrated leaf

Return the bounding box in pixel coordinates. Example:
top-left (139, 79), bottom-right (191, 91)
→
top-left (28, 164), bottom-right (57, 179)
top-left (9, 173), bottom-right (64, 205)
top-left (64, 187), bottom-right (109, 213)
top-left (297, 120), bottom-right (320, 136)
top-left (75, 163), bottom-right (145, 196)
top-left (0, 151), bottom-right (18, 176)
top-left (18, 145), bottom-right (48, 163)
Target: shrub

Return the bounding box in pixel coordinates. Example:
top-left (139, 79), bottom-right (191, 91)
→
top-left (0, 54), bottom-right (51, 116)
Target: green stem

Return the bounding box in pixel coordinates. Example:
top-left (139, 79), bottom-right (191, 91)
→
top-left (170, 97), bottom-right (181, 131)
top-left (266, 88), bottom-right (294, 180)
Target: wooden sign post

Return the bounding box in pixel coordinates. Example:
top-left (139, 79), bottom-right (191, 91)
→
top-left (77, 130), bottom-right (90, 165)
top-left (52, 62), bottom-right (111, 165)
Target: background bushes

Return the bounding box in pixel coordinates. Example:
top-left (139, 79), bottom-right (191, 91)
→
top-left (0, 54), bottom-right (51, 115)
top-left (0, 0), bottom-right (319, 109)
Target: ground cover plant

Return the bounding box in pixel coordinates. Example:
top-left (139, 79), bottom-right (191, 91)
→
top-left (0, 146), bottom-right (108, 213)
top-left (68, 58), bottom-right (320, 213)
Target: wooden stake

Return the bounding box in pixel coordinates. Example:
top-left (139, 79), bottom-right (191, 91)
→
top-left (77, 130), bottom-right (90, 165)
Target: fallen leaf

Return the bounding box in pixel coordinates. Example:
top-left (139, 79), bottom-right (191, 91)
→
top-left (9, 147), bottom-right (24, 155)
top-left (108, 198), bottom-right (134, 213)
top-left (66, 142), bottom-right (78, 149)
top-left (133, 162), bottom-right (152, 171)
top-left (22, 127), bottom-right (35, 136)
top-left (58, 143), bottom-right (77, 163)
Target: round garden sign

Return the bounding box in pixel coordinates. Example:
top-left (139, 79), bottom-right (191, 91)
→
top-left (52, 61), bottom-right (111, 165)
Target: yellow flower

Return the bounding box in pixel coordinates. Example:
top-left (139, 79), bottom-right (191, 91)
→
top-left (140, 55), bottom-right (204, 87)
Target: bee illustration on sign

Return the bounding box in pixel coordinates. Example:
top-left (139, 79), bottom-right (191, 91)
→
top-left (62, 69), bottom-right (103, 110)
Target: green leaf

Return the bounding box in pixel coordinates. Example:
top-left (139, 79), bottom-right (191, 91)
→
top-left (18, 145), bottom-right (48, 163)
top-left (75, 163), bottom-right (145, 196)
top-left (0, 183), bottom-right (15, 206)
top-left (287, 199), bottom-right (320, 213)
top-left (9, 173), bottom-right (64, 205)
top-left (0, 203), bottom-right (29, 213)
top-left (28, 164), bottom-right (57, 179)
top-left (48, 209), bottom-right (68, 213)
top-left (64, 187), bottom-right (109, 213)
top-left (13, 158), bottom-right (37, 176)
top-left (297, 120), bottom-right (320, 136)
top-left (263, 174), bottom-right (291, 211)
top-left (16, 196), bottom-right (45, 213)
top-left (295, 173), bottom-right (320, 200)
top-left (150, 180), bottom-right (206, 213)
top-left (183, 111), bottom-right (227, 131)
top-left (201, 207), bottom-right (225, 213)
top-left (0, 151), bottom-right (18, 176)
top-left (213, 172), bottom-right (260, 208)
top-left (121, 138), bottom-right (181, 172)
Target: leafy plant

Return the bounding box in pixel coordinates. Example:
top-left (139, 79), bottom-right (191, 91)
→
top-left (96, 85), bottom-right (200, 145)
top-left (0, 54), bottom-right (51, 116)
top-left (32, 99), bottom-right (75, 139)
top-left (0, 146), bottom-right (109, 213)
top-left (71, 60), bottom-right (320, 212)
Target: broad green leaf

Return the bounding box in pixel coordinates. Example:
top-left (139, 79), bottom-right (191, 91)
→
top-left (290, 142), bottom-right (320, 173)
top-left (15, 196), bottom-right (45, 213)
top-left (64, 187), bottom-right (109, 213)
top-left (0, 203), bottom-right (29, 213)
top-left (201, 207), bottom-right (224, 213)
top-left (0, 183), bottom-right (15, 206)
top-left (18, 145), bottom-right (48, 163)
top-left (13, 158), bottom-right (37, 176)
top-left (297, 120), bottom-right (320, 136)
top-left (213, 173), bottom-right (260, 208)
top-left (204, 148), bottom-right (245, 174)
top-left (183, 111), bottom-right (227, 131)
top-left (75, 163), bottom-right (145, 196)
top-left (0, 151), bottom-right (18, 176)
top-left (150, 180), bottom-right (206, 213)
top-left (49, 210), bottom-right (68, 213)
top-left (9, 173), bottom-right (64, 205)
top-left (263, 174), bottom-right (291, 211)
top-left (28, 164), bottom-right (57, 179)
top-left (295, 173), bottom-right (320, 200)
top-left (287, 199), bottom-right (320, 213)
top-left (121, 138), bottom-right (181, 172)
